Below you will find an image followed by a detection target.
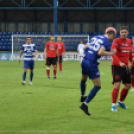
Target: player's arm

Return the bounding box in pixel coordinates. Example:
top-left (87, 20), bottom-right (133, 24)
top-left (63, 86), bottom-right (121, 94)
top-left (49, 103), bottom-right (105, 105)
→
top-left (33, 45), bottom-right (38, 57)
top-left (33, 50), bottom-right (38, 57)
top-left (44, 43), bottom-right (48, 59)
top-left (98, 46), bottom-right (116, 56)
top-left (77, 44), bottom-right (79, 54)
top-left (56, 44), bottom-right (59, 61)
top-left (63, 44), bottom-right (66, 58)
top-left (19, 51), bottom-right (23, 63)
top-left (83, 43), bottom-right (89, 50)
top-left (19, 46), bottom-right (24, 63)
top-left (129, 46), bottom-right (133, 69)
top-left (111, 39), bottom-right (126, 67)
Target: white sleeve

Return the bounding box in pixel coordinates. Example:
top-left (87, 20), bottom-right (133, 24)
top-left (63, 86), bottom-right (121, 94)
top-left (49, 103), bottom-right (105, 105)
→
top-left (83, 44), bottom-right (84, 48)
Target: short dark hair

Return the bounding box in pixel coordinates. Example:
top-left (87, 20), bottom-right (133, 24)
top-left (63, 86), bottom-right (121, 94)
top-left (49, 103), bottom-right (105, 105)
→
top-left (26, 37), bottom-right (31, 39)
top-left (107, 30), bottom-right (116, 36)
top-left (120, 26), bottom-right (128, 31)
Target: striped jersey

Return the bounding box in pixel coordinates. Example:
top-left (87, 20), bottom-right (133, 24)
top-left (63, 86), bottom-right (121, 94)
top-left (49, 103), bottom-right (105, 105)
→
top-left (20, 44), bottom-right (37, 61)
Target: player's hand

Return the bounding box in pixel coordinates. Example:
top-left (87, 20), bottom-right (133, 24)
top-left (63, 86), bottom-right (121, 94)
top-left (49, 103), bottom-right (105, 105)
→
top-left (63, 55), bottom-right (65, 58)
top-left (119, 62), bottom-right (126, 68)
top-left (33, 54), bottom-right (36, 57)
top-left (132, 57), bottom-right (134, 62)
top-left (57, 57), bottom-right (59, 62)
top-left (44, 55), bottom-right (46, 59)
top-left (129, 63), bottom-right (133, 69)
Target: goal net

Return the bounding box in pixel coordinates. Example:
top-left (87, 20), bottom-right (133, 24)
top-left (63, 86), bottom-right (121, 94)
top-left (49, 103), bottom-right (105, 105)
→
top-left (11, 34), bottom-right (89, 61)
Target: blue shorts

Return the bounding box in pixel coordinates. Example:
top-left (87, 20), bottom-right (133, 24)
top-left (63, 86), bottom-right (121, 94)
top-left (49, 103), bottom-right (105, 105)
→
top-left (81, 59), bottom-right (100, 79)
top-left (24, 60), bottom-right (34, 70)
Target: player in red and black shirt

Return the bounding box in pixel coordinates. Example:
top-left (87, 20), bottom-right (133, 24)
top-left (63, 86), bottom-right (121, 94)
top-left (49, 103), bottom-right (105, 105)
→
top-left (56, 37), bottom-right (65, 73)
top-left (111, 26), bottom-right (132, 111)
top-left (129, 45), bottom-right (134, 91)
top-left (44, 35), bottom-right (58, 79)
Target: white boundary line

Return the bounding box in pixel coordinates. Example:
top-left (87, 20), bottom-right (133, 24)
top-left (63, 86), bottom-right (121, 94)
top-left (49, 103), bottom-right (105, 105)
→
top-left (0, 130), bottom-right (132, 134)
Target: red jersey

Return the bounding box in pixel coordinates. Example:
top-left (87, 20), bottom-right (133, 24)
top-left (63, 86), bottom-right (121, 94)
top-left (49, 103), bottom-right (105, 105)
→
top-left (111, 38), bottom-right (132, 66)
top-left (45, 41), bottom-right (57, 57)
top-left (56, 42), bottom-right (65, 56)
top-left (130, 46), bottom-right (134, 66)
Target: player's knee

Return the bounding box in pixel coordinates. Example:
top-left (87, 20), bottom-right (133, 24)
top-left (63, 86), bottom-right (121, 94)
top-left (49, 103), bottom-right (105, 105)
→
top-left (46, 67), bottom-right (50, 70)
top-left (53, 66), bottom-right (56, 69)
top-left (114, 83), bottom-right (120, 89)
top-left (24, 69), bottom-right (27, 72)
top-left (125, 84), bottom-right (131, 90)
top-left (81, 79), bottom-right (87, 83)
top-left (132, 75), bottom-right (134, 78)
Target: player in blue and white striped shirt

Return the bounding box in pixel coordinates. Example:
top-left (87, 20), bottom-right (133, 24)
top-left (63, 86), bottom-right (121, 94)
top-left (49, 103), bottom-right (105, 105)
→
top-left (19, 37), bottom-right (38, 85)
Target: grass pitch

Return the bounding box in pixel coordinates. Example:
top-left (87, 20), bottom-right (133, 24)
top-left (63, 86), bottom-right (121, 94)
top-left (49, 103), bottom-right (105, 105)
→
top-left (0, 60), bottom-right (134, 134)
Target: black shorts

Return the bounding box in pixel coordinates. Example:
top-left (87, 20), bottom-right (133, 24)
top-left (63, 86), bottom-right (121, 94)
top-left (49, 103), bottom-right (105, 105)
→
top-left (112, 65), bottom-right (131, 84)
top-left (131, 67), bottom-right (134, 75)
top-left (46, 57), bottom-right (57, 65)
top-left (56, 56), bottom-right (63, 63)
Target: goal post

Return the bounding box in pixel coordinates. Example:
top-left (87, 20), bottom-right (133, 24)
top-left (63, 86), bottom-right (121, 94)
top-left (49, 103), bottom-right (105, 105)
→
top-left (11, 34), bottom-right (89, 61)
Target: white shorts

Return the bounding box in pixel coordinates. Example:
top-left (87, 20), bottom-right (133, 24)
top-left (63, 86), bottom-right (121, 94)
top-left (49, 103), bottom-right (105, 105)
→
top-left (79, 52), bottom-right (84, 56)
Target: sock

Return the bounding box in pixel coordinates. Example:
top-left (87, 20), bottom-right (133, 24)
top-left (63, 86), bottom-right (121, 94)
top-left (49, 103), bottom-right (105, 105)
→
top-left (112, 88), bottom-right (119, 103)
top-left (85, 86), bottom-right (101, 103)
top-left (120, 87), bottom-right (129, 102)
top-left (53, 69), bottom-right (57, 77)
top-left (30, 72), bottom-right (33, 81)
top-left (46, 68), bottom-right (50, 77)
top-left (23, 72), bottom-right (26, 81)
top-left (112, 103), bottom-right (116, 106)
top-left (59, 62), bottom-right (62, 71)
top-left (80, 79), bottom-right (86, 96)
top-left (132, 78), bottom-right (134, 88)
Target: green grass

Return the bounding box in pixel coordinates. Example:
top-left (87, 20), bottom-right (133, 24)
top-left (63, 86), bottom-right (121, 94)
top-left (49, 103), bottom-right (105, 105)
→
top-left (0, 60), bottom-right (134, 134)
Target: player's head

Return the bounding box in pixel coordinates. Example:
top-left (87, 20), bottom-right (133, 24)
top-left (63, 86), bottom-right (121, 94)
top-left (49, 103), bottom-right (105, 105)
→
top-left (57, 37), bottom-right (62, 42)
top-left (26, 37), bottom-right (31, 45)
top-left (50, 35), bottom-right (55, 42)
top-left (105, 27), bottom-right (117, 41)
top-left (120, 26), bottom-right (128, 40)
top-left (80, 41), bottom-right (83, 44)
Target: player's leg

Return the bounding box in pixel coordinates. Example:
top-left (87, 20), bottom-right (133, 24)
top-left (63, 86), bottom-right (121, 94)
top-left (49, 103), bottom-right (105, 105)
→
top-left (131, 67), bottom-right (134, 91)
top-left (79, 56), bottom-right (82, 63)
top-left (111, 65), bottom-right (122, 111)
top-left (22, 61), bottom-right (28, 84)
top-left (80, 60), bottom-right (88, 102)
top-left (59, 56), bottom-right (62, 73)
top-left (80, 74), bottom-right (88, 102)
top-left (85, 77), bottom-right (101, 104)
top-left (80, 56), bottom-right (83, 63)
top-left (29, 61), bottom-right (34, 85)
top-left (29, 69), bottom-right (33, 85)
top-left (46, 57), bottom-right (51, 79)
top-left (117, 71), bottom-right (131, 109)
top-left (22, 68), bottom-right (27, 84)
top-left (111, 82), bottom-right (120, 111)
top-left (52, 57), bottom-right (57, 79)
top-left (46, 65), bottom-right (50, 79)
top-left (80, 65), bottom-right (101, 115)
top-left (56, 56), bottom-right (58, 70)
top-left (80, 77), bottom-right (101, 116)
top-left (131, 74), bottom-right (134, 91)
top-left (79, 56), bottom-right (81, 63)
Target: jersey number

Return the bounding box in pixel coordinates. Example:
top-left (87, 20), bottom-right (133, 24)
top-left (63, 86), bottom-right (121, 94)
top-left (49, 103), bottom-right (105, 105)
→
top-left (88, 38), bottom-right (103, 51)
